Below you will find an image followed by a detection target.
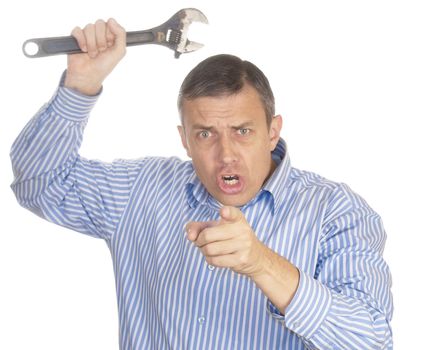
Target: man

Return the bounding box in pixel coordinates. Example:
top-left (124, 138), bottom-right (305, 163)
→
top-left (11, 18), bottom-right (393, 349)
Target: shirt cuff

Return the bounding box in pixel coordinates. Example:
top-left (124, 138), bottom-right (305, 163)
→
top-left (267, 269), bottom-right (333, 340)
top-left (50, 71), bottom-right (101, 122)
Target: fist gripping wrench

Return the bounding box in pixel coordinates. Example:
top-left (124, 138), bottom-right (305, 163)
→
top-left (22, 8), bottom-right (208, 59)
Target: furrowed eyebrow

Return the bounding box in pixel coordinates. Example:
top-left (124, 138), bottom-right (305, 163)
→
top-left (191, 124), bottom-right (214, 130)
top-left (231, 122), bottom-right (254, 129)
top-left (190, 121), bottom-right (255, 130)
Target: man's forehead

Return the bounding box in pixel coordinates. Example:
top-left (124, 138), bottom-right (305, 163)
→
top-left (182, 90), bottom-right (265, 122)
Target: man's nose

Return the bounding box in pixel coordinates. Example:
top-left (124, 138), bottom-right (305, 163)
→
top-left (217, 136), bottom-right (238, 165)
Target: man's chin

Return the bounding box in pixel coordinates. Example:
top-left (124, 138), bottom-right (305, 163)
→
top-left (215, 193), bottom-right (251, 208)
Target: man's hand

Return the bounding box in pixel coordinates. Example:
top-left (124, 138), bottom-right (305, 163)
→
top-left (186, 206), bottom-right (300, 313)
top-left (64, 18), bottom-right (126, 95)
top-left (186, 206), bottom-right (267, 277)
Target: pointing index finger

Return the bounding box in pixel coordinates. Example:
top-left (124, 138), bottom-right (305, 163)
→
top-left (185, 220), bottom-right (217, 242)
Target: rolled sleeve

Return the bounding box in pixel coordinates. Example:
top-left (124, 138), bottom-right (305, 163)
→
top-left (267, 269), bottom-right (333, 339)
top-left (51, 71), bottom-right (101, 122)
top-left (265, 183), bottom-right (393, 349)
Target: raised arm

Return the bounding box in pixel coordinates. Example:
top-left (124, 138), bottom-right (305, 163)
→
top-left (10, 19), bottom-right (142, 240)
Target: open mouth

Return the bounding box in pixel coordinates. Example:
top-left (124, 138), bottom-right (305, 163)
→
top-left (222, 175), bottom-right (239, 185)
top-left (217, 173), bottom-right (244, 195)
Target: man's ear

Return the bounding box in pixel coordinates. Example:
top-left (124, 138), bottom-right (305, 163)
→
top-left (269, 115), bottom-right (283, 151)
top-left (177, 125), bottom-right (191, 158)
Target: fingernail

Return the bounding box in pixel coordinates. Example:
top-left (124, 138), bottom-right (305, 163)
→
top-left (186, 228), bottom-right (195, 241)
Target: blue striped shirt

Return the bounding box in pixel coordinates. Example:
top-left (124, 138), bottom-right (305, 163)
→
top-left (11, 81), bottom-right (393, 349)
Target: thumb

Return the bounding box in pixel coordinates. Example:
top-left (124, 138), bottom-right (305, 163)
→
top-left (220, 206), bottom-right (244, 224)
top-left (185, 220), bottom-right (218, 242)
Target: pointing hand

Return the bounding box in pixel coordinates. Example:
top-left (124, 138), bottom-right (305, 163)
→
top-left (186, 206), bottom-right (267, 277)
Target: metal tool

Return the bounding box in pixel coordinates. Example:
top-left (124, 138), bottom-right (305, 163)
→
top-left (22, 8), bottom-right (208, 59)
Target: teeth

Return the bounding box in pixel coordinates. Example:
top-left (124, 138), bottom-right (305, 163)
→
top-left (222, 175), bottom-right (239, 185)
top-left (224, 179), bottom-right (238, 185)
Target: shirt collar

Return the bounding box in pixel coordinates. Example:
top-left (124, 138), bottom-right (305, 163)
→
top-left (186, 173), bottom-right (210, 209)
top-left (186, 138), bottom-right (292, 213)
top-left (262, 138), bottom-right (292, 212)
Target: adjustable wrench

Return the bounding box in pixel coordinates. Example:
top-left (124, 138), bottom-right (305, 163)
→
top-left (22, 8), bottom-right (208, 59)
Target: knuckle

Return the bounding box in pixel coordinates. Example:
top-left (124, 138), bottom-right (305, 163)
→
top-left (72, 26), bottom-right (81, 34)
top-left (200, 232), bottom-right (210, 244)
top-left (202, 245), bottom-right (213, 256)
top-left (238, 254), bottom-right (249, 265)
top-left (71, 28), bottom-right (84, 41)
top-left (245, 240), bottom-right (253, 249)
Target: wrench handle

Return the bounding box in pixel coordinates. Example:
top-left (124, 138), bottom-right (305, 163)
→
top-left (23, 36), bottom-right (81, 57)
top-left (23, 31), bottom-right (155, 58)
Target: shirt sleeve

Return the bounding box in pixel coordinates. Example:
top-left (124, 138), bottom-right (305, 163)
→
top-left (267, 183), bottom-right (393, 349)
top-left (10, 74), bottom-right (145, 241)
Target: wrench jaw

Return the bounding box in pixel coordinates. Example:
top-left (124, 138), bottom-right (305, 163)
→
top-left (183, 40), bottom-right (205, 53)
top-left (173, 8), bottom-right (208, 58)
top-left (175, 40), bottom-right (204, 58)
top-left (151, 8), bottom-right (207, 58)
top-left (183, 8), bottom-right (208, 25)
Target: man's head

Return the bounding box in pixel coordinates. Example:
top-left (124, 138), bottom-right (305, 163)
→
top-left (178, 54), bottom-right (276, 126)
top-left (177, 54), bottom-right (282, 207)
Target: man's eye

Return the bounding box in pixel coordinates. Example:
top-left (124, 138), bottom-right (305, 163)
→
top-left (238, 128), bottom-right (250, 136)
top-left (199, 130), bottom-right (210, 138)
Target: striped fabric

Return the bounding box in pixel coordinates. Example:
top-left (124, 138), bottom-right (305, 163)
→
top-left (11, 82), bottom-right (393, 349)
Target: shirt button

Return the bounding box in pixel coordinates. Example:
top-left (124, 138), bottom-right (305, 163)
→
top-left (207, 264), bottom-right (215, 271)
top-left (198, 316), bottom-right (206, 324)
top-left (293, 321), bottom-right (301, 329)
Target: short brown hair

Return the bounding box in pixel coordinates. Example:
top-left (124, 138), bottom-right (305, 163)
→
top-left (178, 54), bottom-right (275, 126)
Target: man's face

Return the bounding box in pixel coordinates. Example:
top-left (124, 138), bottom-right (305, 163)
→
top-left (178, 84), bottom-right (282, 207)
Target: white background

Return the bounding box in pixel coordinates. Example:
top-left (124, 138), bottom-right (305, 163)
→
top-left (0, 1), bottom-right (432, 348)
